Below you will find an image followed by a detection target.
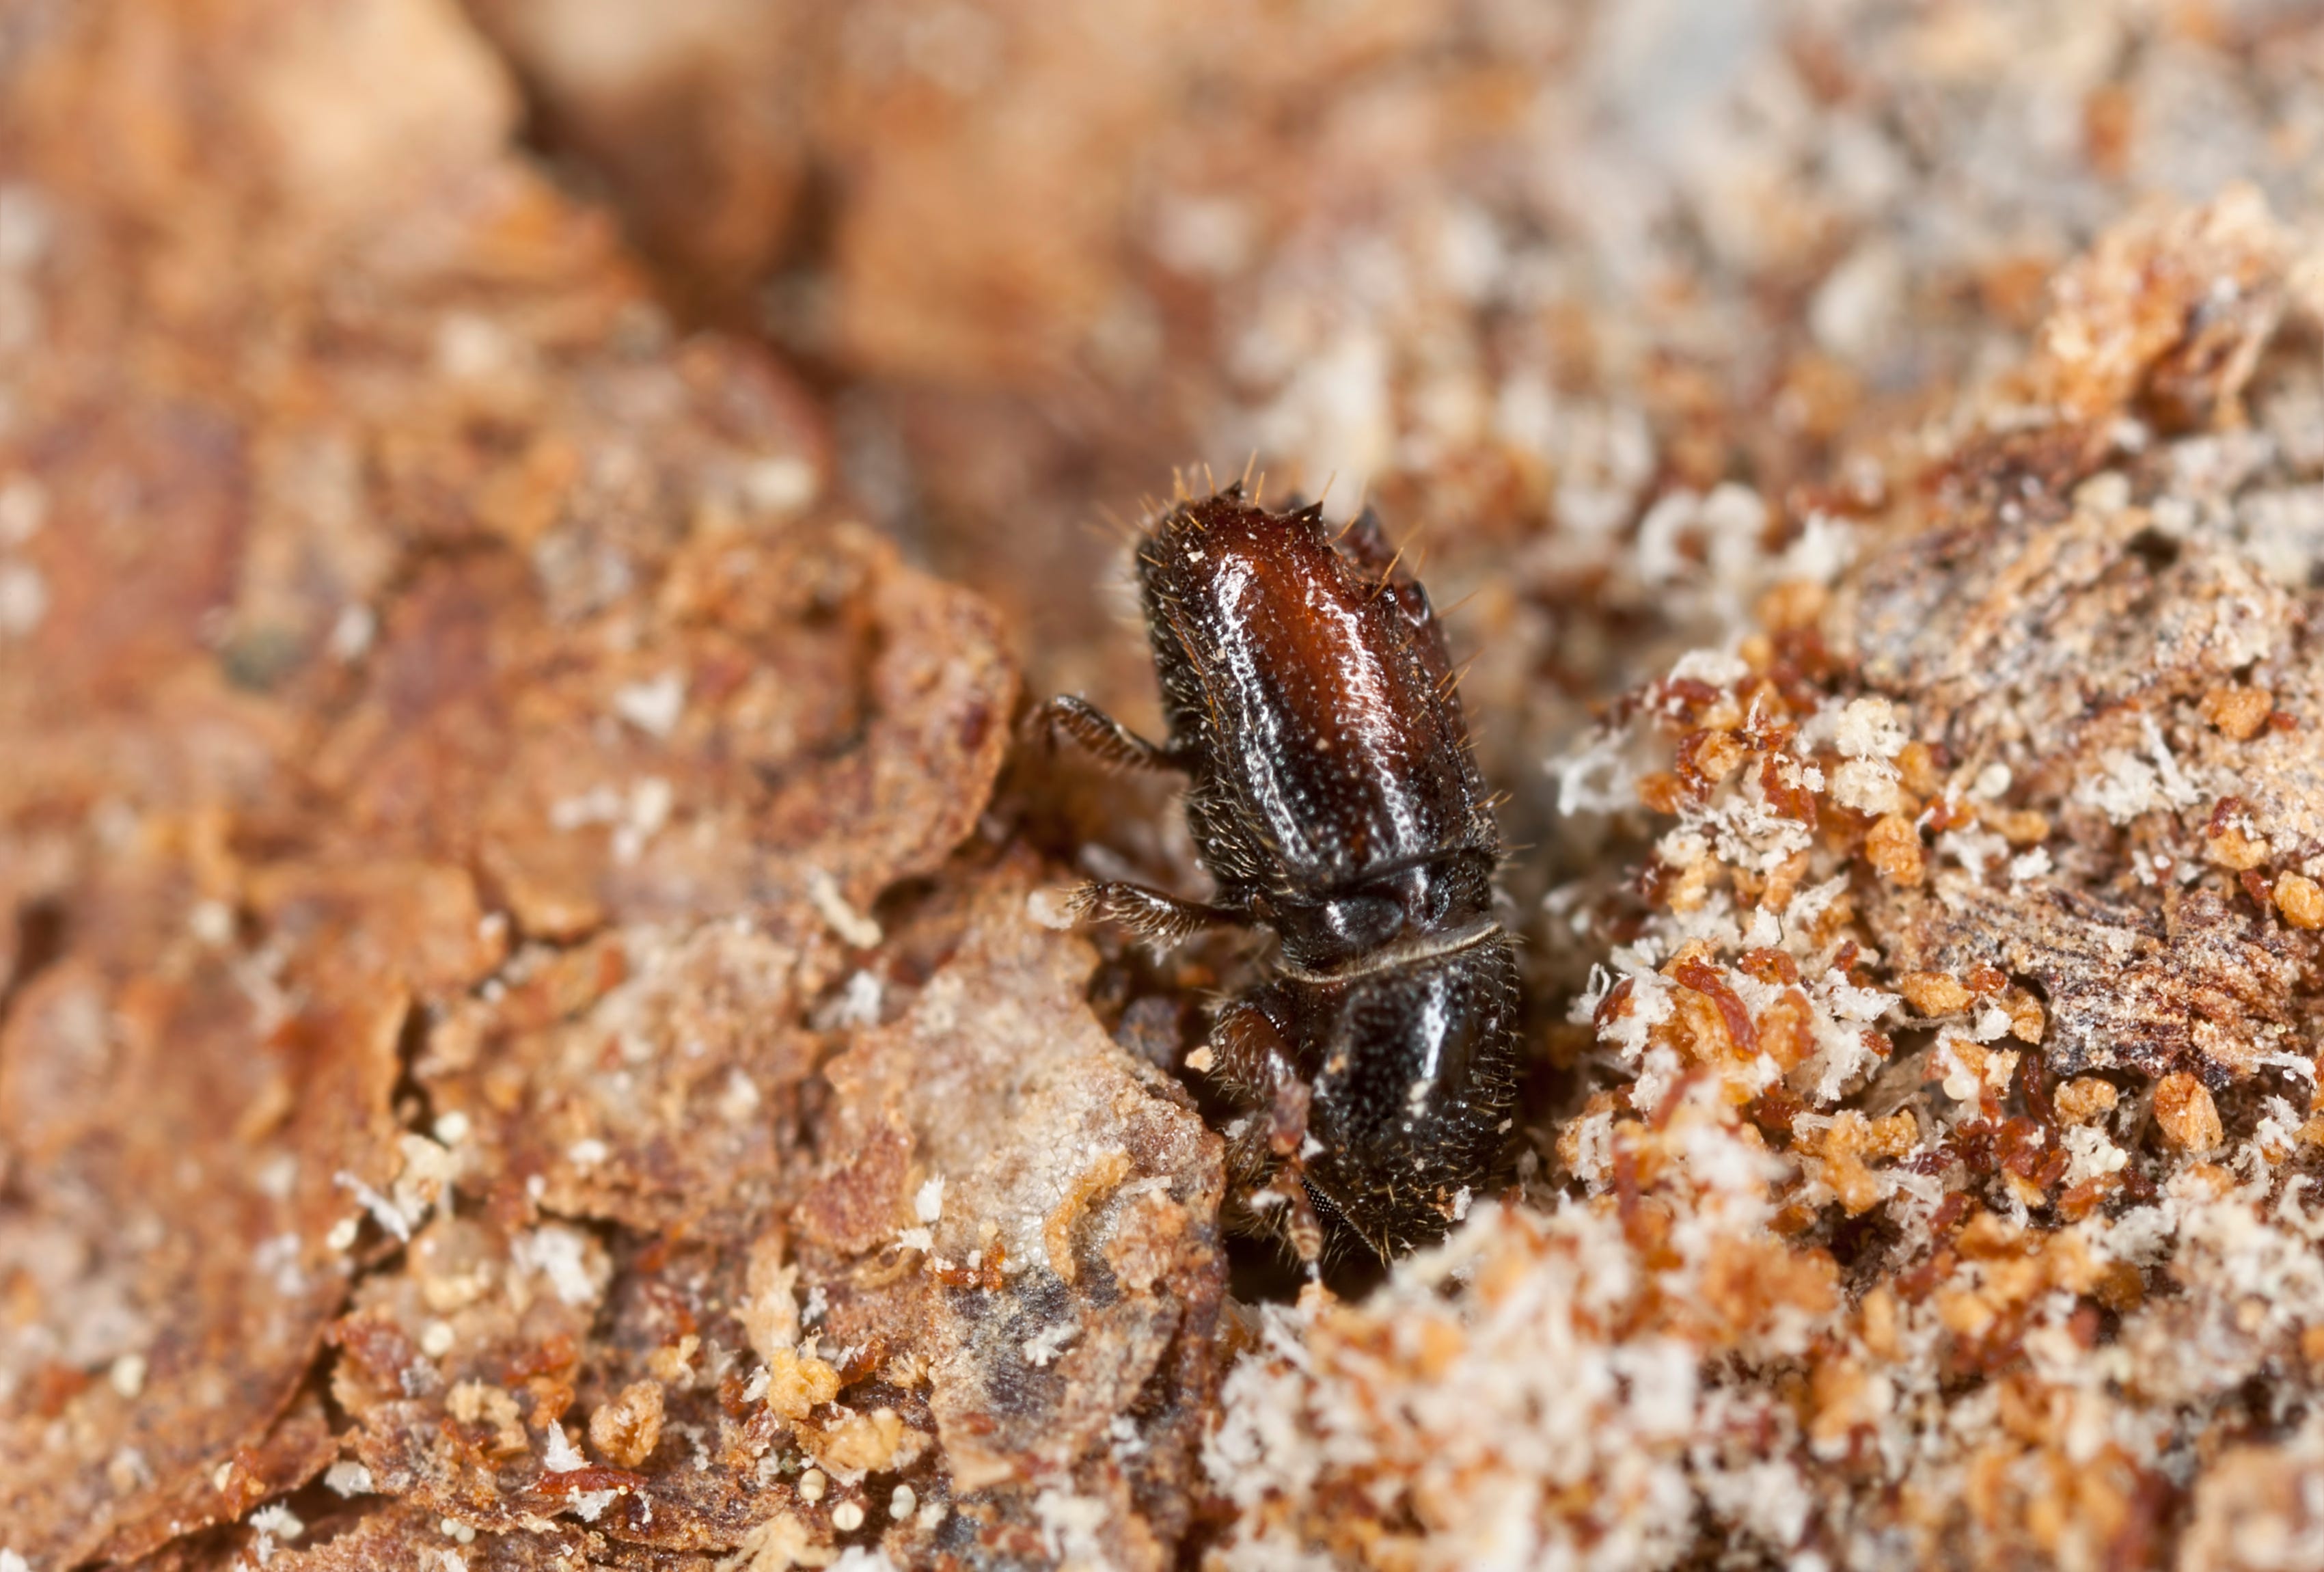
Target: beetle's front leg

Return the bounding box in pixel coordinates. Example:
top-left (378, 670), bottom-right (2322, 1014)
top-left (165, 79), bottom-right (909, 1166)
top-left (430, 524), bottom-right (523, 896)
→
top-left (1067, 880), bottom-right (1247, 945)
top-left (1212, 997), bottom-right (1325, 1264)
top-left (1221, 1113), bottom-right (1325, 1265)
top-left (1029, 694), bottom-right (1184, 773)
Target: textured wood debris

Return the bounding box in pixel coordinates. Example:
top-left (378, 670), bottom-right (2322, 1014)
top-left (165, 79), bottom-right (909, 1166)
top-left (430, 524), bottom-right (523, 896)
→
top-left (0, 1), bottom-right (1219, 1567)
top-left (1212, 192), bottom-right (2324, 1570)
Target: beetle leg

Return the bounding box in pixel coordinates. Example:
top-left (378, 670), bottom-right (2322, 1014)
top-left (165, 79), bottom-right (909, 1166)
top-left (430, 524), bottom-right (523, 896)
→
top-left (1221, 1113), bottom-right (1325, 1266)
top-left (1281, 1184), bottom-right (1325, 1265)
top-left (1208, 997), bottom-right (1296, 1100)
top-left (1030, 694), bottom-right (1184, 772)
top-left (1211, 1000), bottom-right (1324, 1263)
top-left (1264, 1078), bottom-right (1326, 1264)
top-left (1067, 880), bottom-right (1246, 943)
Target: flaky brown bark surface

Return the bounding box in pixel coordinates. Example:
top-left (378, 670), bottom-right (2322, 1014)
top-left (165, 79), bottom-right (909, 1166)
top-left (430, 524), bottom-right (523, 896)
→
top-left (16, 2), bottom-right (2324, 1570)
top-left (0, 1), bottom-right (1216, 1565)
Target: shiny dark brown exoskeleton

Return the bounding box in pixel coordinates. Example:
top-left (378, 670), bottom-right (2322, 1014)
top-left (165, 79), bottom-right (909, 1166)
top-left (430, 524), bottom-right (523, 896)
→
top-left (1036, 486), bottom-right (1519, 1261)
